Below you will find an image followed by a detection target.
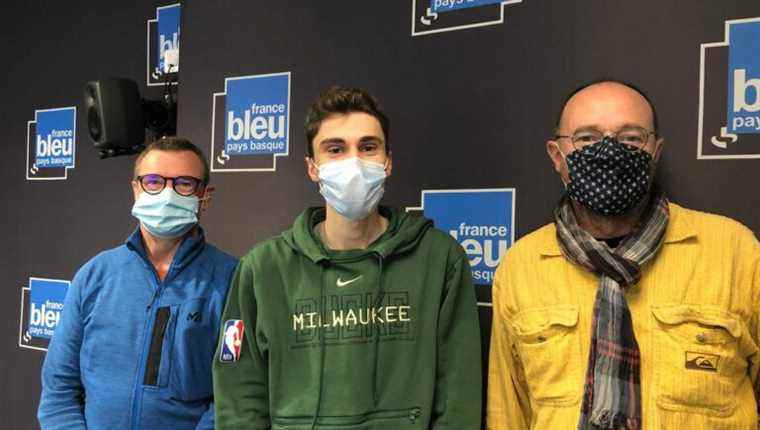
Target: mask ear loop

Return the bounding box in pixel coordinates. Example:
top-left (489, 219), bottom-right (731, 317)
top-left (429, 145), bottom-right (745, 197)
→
top-left (310, 158), bottom-right (326, 194)
top-left (198, 185), bottom-right (213, 212)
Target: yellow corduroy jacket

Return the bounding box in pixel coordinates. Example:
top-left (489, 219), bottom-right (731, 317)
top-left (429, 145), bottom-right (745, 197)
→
top-left (487, 203), bottom-right (760, 430)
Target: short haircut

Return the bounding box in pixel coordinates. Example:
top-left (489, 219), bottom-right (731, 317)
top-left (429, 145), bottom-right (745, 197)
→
top-left (133, 137), bottom-right (210, 184)
top-left (555, 78), bottom-right (659, 133)
top-left (304, 86), bottom-right (390, 158)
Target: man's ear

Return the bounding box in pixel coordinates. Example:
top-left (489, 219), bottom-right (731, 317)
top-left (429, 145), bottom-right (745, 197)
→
top-left (131, 180), bottom-right (142, 202)
top-left (546, 140), bottom-right (564, 174)
top-left (652, 136), bottom-right (665, 163)
top-left (200, 186), bottom-right (215, 212)
top-left (546, 139), bottom-right (570, 184)
top-left (305, 157), bottom-right (320, 183)
top-left (385, 151), bottom-right (393, 178)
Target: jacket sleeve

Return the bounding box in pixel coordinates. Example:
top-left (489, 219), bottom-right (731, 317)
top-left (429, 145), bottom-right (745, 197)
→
top-left (486, 258), bottom-right (531, 430)
top-left (194, 402), bottom-right (214, 430)
top-left (37, 269), bottom-right (88, 430)
top-left (213, 258), bottom-right (270, 429)
top-left (430, 249), bottom-right (483, 429)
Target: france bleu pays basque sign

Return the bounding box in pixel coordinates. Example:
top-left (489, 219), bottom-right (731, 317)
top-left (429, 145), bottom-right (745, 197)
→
top-left (147, 3), bottom-right (180, 86)
top-left (411, 0), bottom-right (524, 37)
top-left (210, 72), bottom-right (291, 172)
top-left (26, 107), bottom-right (76, 181)
top-left (698, 17), bottom-right (760, 159)
top-left (407, 189), bottom-right (515, 305)
top-left (19, 277), bottom-right (70, 351)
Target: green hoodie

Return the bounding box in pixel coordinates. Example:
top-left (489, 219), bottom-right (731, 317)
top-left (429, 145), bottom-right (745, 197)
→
top-left (213, 206), bottom-right (482, 429)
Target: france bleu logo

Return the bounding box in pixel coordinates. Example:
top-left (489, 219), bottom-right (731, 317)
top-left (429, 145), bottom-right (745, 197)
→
top-left (407, 188), bottom-right (515, 305)
top-left (210, 72), bottom-right (291, 172)
top-left (18, 277), bottom-right (70, 351)
top-left (147, 3), bottom-right (180, 86)
top-left (412, 0), bottom-right (524, 37)
top-left (698, 17), bottom-right (760, 159)
top-left (26, 107), bottom-right (76, 181)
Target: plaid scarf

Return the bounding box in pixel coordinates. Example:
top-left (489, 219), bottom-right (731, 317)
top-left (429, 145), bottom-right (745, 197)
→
top-left (554, 192), bottom-right (669, 430)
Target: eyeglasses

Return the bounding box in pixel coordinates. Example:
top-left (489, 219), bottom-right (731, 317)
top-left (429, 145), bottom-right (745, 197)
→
top-left (555, 126), bottom-right (657, 153)
top-left (135, 174), bottom-right (205, 197)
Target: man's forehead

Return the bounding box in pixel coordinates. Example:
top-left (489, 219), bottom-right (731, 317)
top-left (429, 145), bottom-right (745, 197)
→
top-left (137, 149), bottom-right (203, 174)
top-left (559, 82), bottom-right (654, 130)
top-left (316, 112), bottom-right (384, 140)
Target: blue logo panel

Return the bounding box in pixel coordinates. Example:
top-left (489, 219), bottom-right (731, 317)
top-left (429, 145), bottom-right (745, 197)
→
top-left (35, 108), bottom-right (76, 169)
top-left (422, 190), bottom-right (514, 285)
top-left (157, 4), bottom-right (180, 72)
top-left (727, 21), bottom-right (760, 134)
top-left (28, 278), bottom-right (69, 340)
top-left (224, 74), bottom-right (290, 156)
top-left (430, 0), bottom-right (503, 13)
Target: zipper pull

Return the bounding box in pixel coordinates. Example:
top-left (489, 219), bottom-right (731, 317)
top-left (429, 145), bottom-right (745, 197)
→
top-left (409, 407), bottom-right (421, 423)
top-left (146, 286), bottom-right (160, 311)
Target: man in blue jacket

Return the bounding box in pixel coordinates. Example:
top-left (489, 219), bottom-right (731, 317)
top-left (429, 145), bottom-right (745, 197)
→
top-left (38, 137), bottom-right (238, 429)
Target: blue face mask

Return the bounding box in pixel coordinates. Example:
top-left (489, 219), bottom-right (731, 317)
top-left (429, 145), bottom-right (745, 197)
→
top-left (317, 157), bottom-right (387, 220)
top-left (131, 188), bottom-right (200, 239)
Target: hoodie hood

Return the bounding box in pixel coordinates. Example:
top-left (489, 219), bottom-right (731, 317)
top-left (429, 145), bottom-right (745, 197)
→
top-left (282, 206), bottom-right (432, 262)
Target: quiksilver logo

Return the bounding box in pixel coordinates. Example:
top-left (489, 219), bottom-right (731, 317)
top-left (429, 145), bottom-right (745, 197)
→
top-left (685, 352), bottom-right (719, 372)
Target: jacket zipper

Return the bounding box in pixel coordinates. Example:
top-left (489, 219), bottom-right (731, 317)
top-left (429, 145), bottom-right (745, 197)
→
top-left (130, 258), bottom-right (171, 429)
top-left (273, 407), bottom-right (422, 427)
top-left (143, 306), bottom-right (171, 386)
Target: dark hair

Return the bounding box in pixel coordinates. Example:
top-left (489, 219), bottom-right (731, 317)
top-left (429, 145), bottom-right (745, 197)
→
top-left (555, 78), bottom-right (659, 133)
top-left (304, 86), bottom-right (390, 158)
top-left (133, 137), bottom-right (210, 184)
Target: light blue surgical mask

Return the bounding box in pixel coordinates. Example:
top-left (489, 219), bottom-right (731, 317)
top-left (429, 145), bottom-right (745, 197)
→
top-left (317, 157), bottom-right (387, 220)
top-left (131, 187), bottom-right (199, 239)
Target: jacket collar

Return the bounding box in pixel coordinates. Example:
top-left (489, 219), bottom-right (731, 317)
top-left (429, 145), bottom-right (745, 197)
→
top-left (539, 202), bottom-right (697, 257)
top-left (126, 225), bottom-right (207, 272)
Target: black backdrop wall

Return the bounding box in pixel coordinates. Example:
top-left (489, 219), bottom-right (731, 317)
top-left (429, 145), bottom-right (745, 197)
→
top-left (3, 1), bottom-right (760, 428)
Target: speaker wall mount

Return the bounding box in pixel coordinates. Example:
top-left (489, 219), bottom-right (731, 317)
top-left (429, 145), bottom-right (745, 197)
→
top-left (84, 73), bottom-right (177, 159)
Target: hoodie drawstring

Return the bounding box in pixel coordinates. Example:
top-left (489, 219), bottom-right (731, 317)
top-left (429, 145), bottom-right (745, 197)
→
top-left (311, 261), bottom-right (328, 430)
top-left (370, 253), bottom-right (385, 406)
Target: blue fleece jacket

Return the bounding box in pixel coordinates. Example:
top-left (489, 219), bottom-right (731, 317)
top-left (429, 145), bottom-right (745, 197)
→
top-left (38, 227), bottom-right (237, 430)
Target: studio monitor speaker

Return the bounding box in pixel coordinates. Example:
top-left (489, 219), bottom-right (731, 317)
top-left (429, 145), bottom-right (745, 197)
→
top-left (83, 78), bottom-right (144, 149)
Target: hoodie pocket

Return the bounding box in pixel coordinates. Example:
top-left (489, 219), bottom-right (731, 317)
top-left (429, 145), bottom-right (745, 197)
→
top-left (169, 298), bottom-right (215, 402)
top-left (272, 407), bottom-right (422, 429)
top-left (510, 305), bottom-right (581, 406)
top-left (652, 304), bottom-right (752, 417)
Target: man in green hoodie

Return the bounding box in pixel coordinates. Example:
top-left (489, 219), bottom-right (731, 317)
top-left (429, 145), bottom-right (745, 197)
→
top-left (213, 86), bottom-right (482, 429)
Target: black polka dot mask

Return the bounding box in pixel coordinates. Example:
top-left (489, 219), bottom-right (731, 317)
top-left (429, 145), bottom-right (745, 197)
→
top-left (565, 136), bottom-right (652, 216)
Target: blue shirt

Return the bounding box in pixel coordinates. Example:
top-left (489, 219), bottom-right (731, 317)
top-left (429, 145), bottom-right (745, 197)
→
top-left (38, 227), bottom-right (238, 430)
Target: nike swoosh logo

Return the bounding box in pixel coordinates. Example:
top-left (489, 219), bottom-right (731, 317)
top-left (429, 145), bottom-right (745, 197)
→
top-left (336, 276), bottom-right (363, 287)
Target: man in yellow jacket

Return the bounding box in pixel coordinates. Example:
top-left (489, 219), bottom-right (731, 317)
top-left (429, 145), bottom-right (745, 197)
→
top-left (487, 79), bottom-right (760, 430)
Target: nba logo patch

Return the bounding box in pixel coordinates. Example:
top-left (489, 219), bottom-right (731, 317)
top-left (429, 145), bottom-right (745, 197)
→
top-left (220, 319), bottom-right (245, 363)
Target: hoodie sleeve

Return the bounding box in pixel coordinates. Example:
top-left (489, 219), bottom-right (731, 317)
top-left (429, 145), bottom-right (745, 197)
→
top-left (431, 247), bottom-right (483, 429)
top-left (213, 258), bottom-right (270, 429)
top-left (38, 267), bottom-right (88, 430)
